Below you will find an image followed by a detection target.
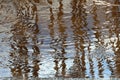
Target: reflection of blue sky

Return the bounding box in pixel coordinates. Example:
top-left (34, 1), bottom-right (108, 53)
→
top-left (85, 55), bottom-right (91, 78)
top-left (0, 68), bottom-right (11, 77)
top-left (93, 58), bottom-right (99, 78)
top-left (0, 43), bottom-right (11, 78)
top-left (102, 60), bottom-right (112, 78)
top-left (39, 53), bottom-right (74, 78)
top-left (39, 57), bottom-right (55, 78)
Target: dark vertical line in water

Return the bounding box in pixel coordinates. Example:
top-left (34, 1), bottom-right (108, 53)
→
top-left (47, 0), bottom-right (55, 42)
top-left (57, 0), bottom-right (63, 21)
top-left (69, 53), bottom-right (82, 78)
top-left (47, 0), bottom-right (55, 46)
top-left (48, 7), bottom-right (55, 39)
top-left (54, 59), bottom-right (59, 77)
top-left (89, 58), bottom-right (94, 78)
top-left (98, 59), bottom-right (104, 78)
top-left (70, 0), bottom-right (87, 78)
top-left (32, 45), bottom-right (40, 77)
top-left (60, 49), bottom-right (67, 77)
top-left (47, 0), bottom-right (60, 77)
top-left (57, 0), bottom-right (67, 77)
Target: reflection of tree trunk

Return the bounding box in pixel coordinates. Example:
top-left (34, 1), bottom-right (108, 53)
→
top-left (48, 0), bottom-right (67, 77)
top-left (32, 45), bottom-right (40, 77)
top-left (10, 20), bottom-right (29, 78)
top-left (114, 36), bottom-right (120, 77)
top-left (48, 0), bottom-right (54, 39)
top-left (57, 0), bottom-right (67, 77)
top-left (9, 0), bottom-right (40, 78)
top-left (69, 53), bottom-right (84, 78)
top-left (70, 0), bottom-right (87, 78)
top-left (112, 0), bottom-right (120, 78)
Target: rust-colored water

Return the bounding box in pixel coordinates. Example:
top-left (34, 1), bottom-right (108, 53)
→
top-left (0, 0), bottom-right (120, 79)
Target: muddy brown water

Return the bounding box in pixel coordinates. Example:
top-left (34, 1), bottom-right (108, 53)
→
top-left (0, 0), bottom-right (120, 79)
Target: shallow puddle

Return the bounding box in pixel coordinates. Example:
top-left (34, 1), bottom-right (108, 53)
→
top-left (0, 0), bottom-right (120, 79)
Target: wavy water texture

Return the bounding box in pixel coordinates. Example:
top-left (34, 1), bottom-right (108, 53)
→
top-left (0, 0), bottom-right (120, 79)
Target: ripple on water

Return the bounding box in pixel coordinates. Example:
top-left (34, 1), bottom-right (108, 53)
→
top-left (0, 0), bottom-right (120, 78)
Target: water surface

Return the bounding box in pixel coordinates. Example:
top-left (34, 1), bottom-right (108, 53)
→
top-left (0, 0), bottom-right (120, 79)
